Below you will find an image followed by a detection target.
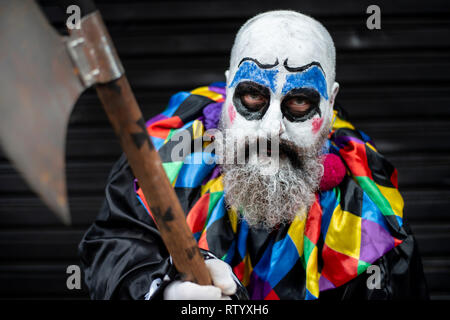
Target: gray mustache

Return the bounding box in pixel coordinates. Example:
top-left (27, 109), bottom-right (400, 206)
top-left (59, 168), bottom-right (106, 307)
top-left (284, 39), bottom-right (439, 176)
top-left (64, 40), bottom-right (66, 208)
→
top-left (238, 138), bottom-right (304, 169)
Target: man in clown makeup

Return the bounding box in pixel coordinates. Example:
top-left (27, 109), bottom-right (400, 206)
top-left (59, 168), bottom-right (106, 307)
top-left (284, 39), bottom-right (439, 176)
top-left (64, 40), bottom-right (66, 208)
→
top-left (79, 10), bottom-right (428, 300)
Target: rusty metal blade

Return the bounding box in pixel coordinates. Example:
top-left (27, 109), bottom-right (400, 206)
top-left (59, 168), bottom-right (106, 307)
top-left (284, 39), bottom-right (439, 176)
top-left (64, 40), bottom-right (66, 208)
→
top-left (0, 0), bottom-right (85, 224)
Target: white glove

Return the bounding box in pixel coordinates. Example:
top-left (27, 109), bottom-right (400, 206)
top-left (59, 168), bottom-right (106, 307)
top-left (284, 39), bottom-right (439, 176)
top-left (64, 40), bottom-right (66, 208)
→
top-left (163, 259), bottom-right (237, 300)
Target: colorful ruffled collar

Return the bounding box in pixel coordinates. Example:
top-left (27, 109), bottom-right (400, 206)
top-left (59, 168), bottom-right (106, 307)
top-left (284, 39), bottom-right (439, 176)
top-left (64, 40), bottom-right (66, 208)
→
top-left (135, 83), bottom-right (407, 300)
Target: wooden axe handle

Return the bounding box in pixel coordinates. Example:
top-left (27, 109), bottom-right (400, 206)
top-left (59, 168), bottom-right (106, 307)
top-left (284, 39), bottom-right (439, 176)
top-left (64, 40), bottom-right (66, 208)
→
top-left (95, 76), bottom-right (212, 286)
top-left (62, 0), bottom-right (212, 286)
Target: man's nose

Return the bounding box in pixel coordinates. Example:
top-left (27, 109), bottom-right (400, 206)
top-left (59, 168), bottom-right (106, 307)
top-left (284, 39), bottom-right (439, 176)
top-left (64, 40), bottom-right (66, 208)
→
top-left (259, 103), bottom-right (285, 136)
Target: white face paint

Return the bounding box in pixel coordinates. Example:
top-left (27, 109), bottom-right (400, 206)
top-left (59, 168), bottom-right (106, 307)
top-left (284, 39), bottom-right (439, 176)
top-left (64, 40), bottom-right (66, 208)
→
top-left (219, 11), bottom-right (340, 229)
top-left (220, 10), bottom-right (339, 150)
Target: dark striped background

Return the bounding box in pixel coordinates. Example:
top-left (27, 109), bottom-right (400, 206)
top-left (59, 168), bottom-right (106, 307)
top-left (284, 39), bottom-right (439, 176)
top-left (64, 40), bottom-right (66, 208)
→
top-left (0, 0), bottom-right (449, 299)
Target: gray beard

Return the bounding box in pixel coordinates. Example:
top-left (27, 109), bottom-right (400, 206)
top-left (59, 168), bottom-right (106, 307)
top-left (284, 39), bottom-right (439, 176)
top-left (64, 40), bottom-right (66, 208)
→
top-left (218, 128), bottom-right (328, 231)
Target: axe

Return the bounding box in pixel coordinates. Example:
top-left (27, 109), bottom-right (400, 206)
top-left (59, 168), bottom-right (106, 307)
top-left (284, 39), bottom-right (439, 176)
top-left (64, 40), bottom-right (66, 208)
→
top-left (0, 0), bottom-right (212, 286)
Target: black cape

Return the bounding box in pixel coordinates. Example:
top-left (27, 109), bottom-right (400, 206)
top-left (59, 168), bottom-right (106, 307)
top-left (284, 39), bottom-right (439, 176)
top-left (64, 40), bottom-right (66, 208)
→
top-left (79, 154), bottom-right (428, 300)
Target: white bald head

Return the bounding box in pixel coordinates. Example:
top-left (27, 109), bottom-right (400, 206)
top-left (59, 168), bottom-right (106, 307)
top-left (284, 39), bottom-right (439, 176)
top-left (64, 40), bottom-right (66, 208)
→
top-left (229, 10), bottom-right (336, 90)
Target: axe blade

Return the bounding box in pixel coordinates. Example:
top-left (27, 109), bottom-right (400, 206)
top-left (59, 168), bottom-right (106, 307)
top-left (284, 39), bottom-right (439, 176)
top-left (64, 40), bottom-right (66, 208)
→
top-left (0, 0), bottom-right (85, 224)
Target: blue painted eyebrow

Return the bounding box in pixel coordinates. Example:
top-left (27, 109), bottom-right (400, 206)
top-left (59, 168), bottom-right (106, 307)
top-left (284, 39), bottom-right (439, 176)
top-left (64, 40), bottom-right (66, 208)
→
top-left (229, 61), bottom-right (279, 92)
top-left (281, 66), bottom-right (328, 100)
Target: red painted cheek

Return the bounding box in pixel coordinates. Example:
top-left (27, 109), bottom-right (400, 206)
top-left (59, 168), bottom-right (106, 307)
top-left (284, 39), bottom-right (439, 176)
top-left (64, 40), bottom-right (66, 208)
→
top-left (312, 117), bottom-right (324, 134)
top-left (228, 104), bottom-right (236, 124)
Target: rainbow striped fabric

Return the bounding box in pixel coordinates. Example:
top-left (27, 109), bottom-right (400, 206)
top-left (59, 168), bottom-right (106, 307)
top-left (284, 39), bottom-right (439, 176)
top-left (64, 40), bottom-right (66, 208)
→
top-left (135, 83), bottom-right (408, 300)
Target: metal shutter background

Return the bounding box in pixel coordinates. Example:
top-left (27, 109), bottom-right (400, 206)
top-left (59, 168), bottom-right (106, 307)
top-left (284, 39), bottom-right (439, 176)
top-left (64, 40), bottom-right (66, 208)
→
top-left (0, 0), bottom-right (449, 299)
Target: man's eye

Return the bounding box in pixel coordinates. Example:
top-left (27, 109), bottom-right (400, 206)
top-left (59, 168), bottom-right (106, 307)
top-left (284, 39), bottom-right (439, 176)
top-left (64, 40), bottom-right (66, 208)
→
top-left (285, 96), bottom-right (311, 115)
top-left (233, 81), bottom-right (270, 119)
top-left (241, 92), bottom-right (268, 110)
top-left (281, 88), bottom-right (320, 122)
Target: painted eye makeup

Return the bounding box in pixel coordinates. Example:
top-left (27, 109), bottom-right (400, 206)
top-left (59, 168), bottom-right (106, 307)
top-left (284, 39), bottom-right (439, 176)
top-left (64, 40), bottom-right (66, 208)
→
top-left (233, 81), bottom-right (270, 120)
top-left (281, 88), bottom-right (321, 122)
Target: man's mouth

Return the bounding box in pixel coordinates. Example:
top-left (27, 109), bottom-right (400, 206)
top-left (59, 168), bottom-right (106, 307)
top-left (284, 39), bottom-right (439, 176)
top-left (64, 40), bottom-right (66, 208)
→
top-left (240, 138), bottom-right (303, 169)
